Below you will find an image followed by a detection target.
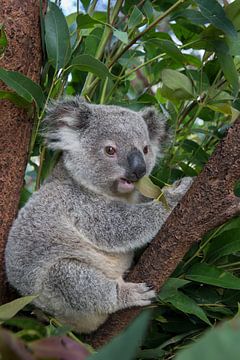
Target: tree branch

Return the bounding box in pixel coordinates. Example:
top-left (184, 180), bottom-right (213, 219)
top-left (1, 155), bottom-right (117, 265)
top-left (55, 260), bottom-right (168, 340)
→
top-left (0, 0), bottom-right (46, 303)
top-left (87, 118), bottom-right (240, 348)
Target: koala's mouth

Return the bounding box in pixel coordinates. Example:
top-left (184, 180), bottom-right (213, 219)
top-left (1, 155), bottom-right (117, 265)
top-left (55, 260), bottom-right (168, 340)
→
top-left (117, 177), bottom-right (135, 193)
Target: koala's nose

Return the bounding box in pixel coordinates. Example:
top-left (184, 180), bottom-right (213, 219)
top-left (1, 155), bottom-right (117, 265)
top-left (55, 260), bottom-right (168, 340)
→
top-left (127, 149), bottom-right (146, 181)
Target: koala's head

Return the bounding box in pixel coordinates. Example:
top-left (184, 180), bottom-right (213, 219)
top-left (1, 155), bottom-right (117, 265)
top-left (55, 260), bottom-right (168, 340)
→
top-left (43, 96), bottom-right (168, 197)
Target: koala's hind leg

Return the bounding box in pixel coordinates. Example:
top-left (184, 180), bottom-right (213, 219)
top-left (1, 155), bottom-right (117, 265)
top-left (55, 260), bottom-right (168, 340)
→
top-left (37, 259), bottom-right (154, 333)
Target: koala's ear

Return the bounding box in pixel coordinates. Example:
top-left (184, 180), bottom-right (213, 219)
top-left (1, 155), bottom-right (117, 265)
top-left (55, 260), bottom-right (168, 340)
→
top-left (141, 107), bottom-right (169, 146)
top-left (43, 96), bottom-right (91, 151)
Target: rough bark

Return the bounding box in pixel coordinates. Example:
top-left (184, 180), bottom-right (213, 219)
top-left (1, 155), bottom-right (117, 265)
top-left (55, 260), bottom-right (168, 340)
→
top-left (0, 0), bottom-right (44, 303)
top-left (88, 119), bottom-right (240, 348)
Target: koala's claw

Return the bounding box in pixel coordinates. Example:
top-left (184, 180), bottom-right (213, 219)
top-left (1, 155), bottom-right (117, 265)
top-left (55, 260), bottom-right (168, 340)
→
top-left (118, 281), bottom-right (156, 308)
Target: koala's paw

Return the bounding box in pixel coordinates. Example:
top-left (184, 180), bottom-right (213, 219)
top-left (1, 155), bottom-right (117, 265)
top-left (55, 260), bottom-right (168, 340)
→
top-left (164, 177), bottom-right (193, 198)
top-left (177, 176), bottom-right (194, 191)
top-left (117, 281), bottom-right (156, 309)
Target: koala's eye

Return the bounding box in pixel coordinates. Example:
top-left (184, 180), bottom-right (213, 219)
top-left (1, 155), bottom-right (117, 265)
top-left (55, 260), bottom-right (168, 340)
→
top-left (105, 146), bottom-right (116, 156)
top-left (143, 145), bottom-right (149, 154)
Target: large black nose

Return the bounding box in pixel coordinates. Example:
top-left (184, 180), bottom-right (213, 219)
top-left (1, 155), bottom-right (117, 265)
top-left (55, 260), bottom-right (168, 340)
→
top-left (127, 149), bottom-right (146, 181)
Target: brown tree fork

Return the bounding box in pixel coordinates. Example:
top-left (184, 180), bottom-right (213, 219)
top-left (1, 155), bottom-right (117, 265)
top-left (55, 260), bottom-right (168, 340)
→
top-left (88, 118), bottom-right (240, 348)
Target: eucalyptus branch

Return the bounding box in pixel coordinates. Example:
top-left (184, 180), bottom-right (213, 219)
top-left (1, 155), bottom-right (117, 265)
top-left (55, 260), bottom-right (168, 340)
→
top-left (83, 0), bottom-right (186, 97)
top-left (108, 0), bottom-right (187, 68)
top-left (81, 0), bottom-right (123, 96)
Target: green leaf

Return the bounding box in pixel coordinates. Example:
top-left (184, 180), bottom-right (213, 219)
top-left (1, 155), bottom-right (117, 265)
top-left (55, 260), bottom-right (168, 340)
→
top-left (179, 162), bottom-right (198, 177)
top-left (70, 54), bottom-right (113, 80)
top-left (80, 0), bottom-right (91, 12)
top-left (135, 175), bottom-right (162, 199)
top-left (207, 103), bottom-right (232, 115)
top-left (19, 187), bottom-right (32, 208)
top-left (45, 2), bottom-right (72, 69)
top-left (113, 29), bottom-right (129, 44)
top-left (186, 263), bottom-right (240, 289)
top-left (206, 229), bottom-right (240, 263)
top-left (66, 12), bottom-right (78, 27)
top-left (128, 6), bottom-right (144, 29)
top-left (196, 0), bottom-right (237, 38)
top-left (0, 24), bottom-right (7, 56)
top-left (142, 0), bottom-right (154, 22)
top-left (217, 217), bottom-right (240, 236)
top-left (175, 316), bottom-right (240, 360)
top-left (84, 34), bottom-right (101, 56)
top-left (0, 295), bottom-right (38, 324)
top-left (160, 278), bottom-right (190, 291)
top-left (173, 9), bottom-right (207, 25)
top-left (0, 90), bottom-right (31, 108)
top-left (88, 311), bottom-right (151, 360)
top-left (145, 39), bottom-right (186, 64)
top-left (211, 40), bottom-right (239, 96)
top-left (76, 13), bottom-right (103, 29)
top-left (181, 139), bottom-right (209, 165)
top-left (226, 0), bottom-right (240, 31)
top-left (161, 69), bottom-right (194, 100)
top-left (159, 279), bottom-right (210, 325)
top-left (0, 68), bottom-right (45, 109)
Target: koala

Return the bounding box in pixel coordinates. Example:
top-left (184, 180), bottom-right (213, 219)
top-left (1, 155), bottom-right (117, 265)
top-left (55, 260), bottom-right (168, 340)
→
top-left (5, 96), bottom-right (192, 333)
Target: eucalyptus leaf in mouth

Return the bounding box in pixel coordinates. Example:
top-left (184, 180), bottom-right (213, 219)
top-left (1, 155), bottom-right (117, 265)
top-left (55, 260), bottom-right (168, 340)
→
top-left (135, 176), bottom-right (170, 210)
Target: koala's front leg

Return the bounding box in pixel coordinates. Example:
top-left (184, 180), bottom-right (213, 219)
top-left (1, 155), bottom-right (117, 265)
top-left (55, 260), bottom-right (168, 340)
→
top-left (85, 178), bottom-right (193, 253)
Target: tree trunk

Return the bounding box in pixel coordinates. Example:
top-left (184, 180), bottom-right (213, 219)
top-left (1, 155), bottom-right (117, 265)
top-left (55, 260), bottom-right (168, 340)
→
top-left (88, 119), bottom-right (240, 348)
top-left (0, 0), bottom-right (45, 303)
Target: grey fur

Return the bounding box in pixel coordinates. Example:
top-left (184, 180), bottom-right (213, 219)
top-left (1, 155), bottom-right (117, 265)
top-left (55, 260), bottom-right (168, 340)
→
top-left (5, 96), bottom-right (192, 333)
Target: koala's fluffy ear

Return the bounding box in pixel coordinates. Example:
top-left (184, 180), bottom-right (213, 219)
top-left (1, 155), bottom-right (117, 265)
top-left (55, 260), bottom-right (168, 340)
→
top-left (43, 96), bottom-right (91, 151)
top-left (141, 107), bottom-right (169, 146)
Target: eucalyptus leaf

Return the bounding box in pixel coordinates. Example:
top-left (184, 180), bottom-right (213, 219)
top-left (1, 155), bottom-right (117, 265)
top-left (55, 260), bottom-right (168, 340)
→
top-left (135, 176), bottom-right (169, 209)
top-left (77, 13), bottom-right (103, 29)
top-left (214, 42), bottom-right (239, 96)
top-left (186, 263), bottom-right (240, 289)
top-left (113, 29), bottom-right (129, 44)
top-left (0, 68), bottom-right (45, 109)
top-left (196, 0), bottom-right (237, 38)
top-left (161, 69), bottom-right (194, 99)
top-left (135, 175), bottom-right (162, 199)
top-left (226, 0), bottom-right (240, 31)
top-left (80, 0), bottom-right (91, 12)
top-left (45, 2), bottom-right (72, 69)
top-left (0, 90), bottom-right (31, 109)
top-left (206, 229), bottom-right (240, 263)
top-left (128, 6), bottom-right (144, 29)
top-left (0, 295), bottom-right (38, 324)
top-left (159, 279), bottom-right (210, 325)
top-left (175, 316), bottom-right (240, 360)
top-left (88, 311), bottom-right (151, 360)
top-left (70, 54), bottom-right (113, 80)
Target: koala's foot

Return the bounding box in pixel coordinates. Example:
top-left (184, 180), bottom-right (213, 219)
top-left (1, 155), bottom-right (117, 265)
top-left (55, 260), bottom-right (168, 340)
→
top-left (117, 280), bottom-right (156, 309)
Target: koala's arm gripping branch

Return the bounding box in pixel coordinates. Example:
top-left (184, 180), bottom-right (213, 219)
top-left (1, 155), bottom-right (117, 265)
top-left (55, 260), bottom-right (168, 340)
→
top-left (87, 118), bottom-right (240, 348)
